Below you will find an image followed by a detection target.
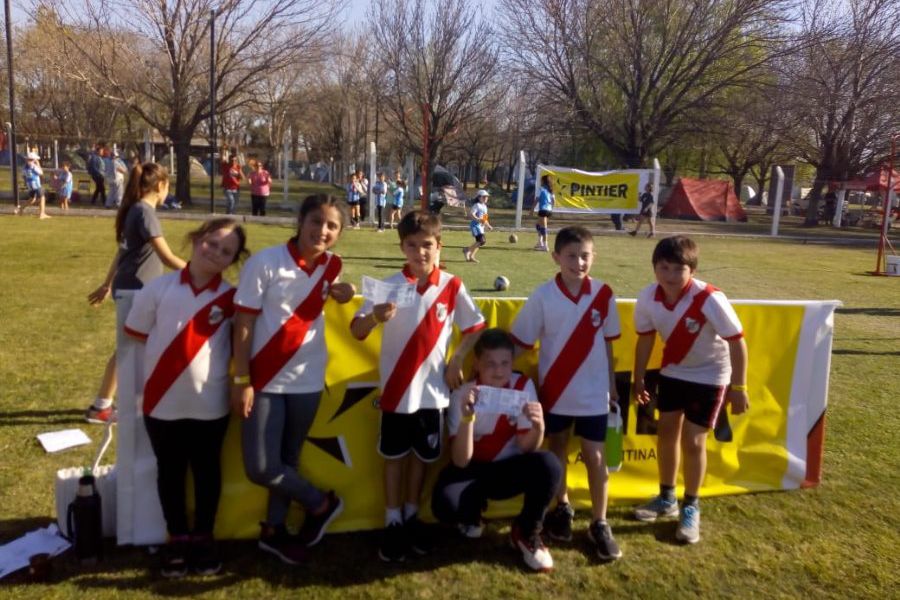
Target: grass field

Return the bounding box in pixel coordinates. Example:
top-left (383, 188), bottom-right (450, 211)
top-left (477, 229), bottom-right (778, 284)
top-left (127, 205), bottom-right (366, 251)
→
top-left (0, 213), bottom-right (898, 598)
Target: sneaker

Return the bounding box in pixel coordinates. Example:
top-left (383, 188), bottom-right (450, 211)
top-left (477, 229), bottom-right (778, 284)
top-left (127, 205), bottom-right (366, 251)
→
top-left (588, 520), bottom-right (622, 560)
top-left (543, 503), bottom-right (574, 542)
top-left (297, 491), bottom-right (343, 547)
top-left (190, 535), bottom-right (222, 576)
top-left (634, 495), bottom-right (679, 522)
top-left (533, 243), bottom-right (544, 250)
top-left (85, 405), bottom-right (117, 424)
top-left (675, 505), bottom-right (700, 544)
top-left (258, 523), bottom-right (306, 565)
top-left (378, 522), bottom-right (407, 563)
top-left (457, 521), bottom-right (484, 539)
top-left (405, 514), bottom-right (435, 555)
top-left (628, 230), bottom-right (637, 237)
top-left (510, 523), bottom-right (553, 572)
top-left (160, 537), bottom-right (190, 578)
top-left (462, 247), bottom-right (471, 262)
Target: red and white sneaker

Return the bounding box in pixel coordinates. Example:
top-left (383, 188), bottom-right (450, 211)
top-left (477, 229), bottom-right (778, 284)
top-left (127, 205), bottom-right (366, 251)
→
top-left (84, 405), bottom-right (117, 424)
top-left (510, 523), bottom-right (553, 572)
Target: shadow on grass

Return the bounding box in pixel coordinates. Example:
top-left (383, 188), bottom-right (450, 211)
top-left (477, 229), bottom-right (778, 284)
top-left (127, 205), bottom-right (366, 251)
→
top-left (0, 409), bottom-right (85, 427)
top-left (609, 519), bottom-right (682, 546)
top-left (832, 349), bottom-right (900, 356)
top-left (835, 307), bottom-right (900, 317)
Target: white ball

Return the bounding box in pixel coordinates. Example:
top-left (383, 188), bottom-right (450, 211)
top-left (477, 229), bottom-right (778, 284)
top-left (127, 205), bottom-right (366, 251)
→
top-left (494, 275), bottom-right (510, 291)
top-left (508, 233), bottom-right (518, 243)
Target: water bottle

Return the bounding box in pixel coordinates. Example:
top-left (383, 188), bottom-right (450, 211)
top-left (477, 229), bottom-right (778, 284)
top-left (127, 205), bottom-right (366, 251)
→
top-left (606, 407), bottom-right (624, 473)
top-left (67, 471), bottom-right (103, 564)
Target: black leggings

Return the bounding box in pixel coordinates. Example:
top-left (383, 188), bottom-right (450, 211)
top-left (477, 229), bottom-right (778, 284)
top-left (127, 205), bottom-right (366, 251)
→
top-left (376, 205), bottom-right (385, 229)
top-left (90, 173), bottom-right (106, 205)
top-left (251, 195), bottom-right (268, 216)
top-left (144, 415), bottom-right (230, 536)
top-left (432, 451), bottom-right (561, 534)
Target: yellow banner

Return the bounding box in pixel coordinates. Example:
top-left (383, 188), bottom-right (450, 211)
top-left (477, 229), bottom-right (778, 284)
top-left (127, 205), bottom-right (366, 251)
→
top-left (538, 165), bottom-right (651, 213)
top-left (204, 298), bottom-right (832, 539)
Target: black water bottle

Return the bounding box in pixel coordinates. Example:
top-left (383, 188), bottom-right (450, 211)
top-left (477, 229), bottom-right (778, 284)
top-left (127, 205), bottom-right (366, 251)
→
top-left (67, 473), bottom-right (103, 564)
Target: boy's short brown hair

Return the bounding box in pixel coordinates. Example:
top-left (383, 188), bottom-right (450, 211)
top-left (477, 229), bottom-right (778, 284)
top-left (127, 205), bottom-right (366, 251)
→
top-left (398, 210), bottom-right (442, 243)
top-left (554, 225), bottom-right (593, 253)
top-left (473, 328), bottom-right (515, 358)
top-left (652, 235), bottom-right (699, 270)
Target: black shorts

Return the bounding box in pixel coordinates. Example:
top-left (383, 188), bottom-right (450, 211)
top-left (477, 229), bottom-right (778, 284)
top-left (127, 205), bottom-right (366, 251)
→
top-left (657, 374), bottom-right (726, 429)
top-left (379, 409), bottom-right (443, 462)
top-left (537, 209), bottom-right (552, 218)
top-left (347, 199), bottom-right (360, 206)
top-left (28, 189), bottom-right (43, 200)
top-left (545, 413), bottom-right (608, 442)
top-left (639, 205), bottom-right (652, 217)
top-left (474, 234), bottom-right (486, 246)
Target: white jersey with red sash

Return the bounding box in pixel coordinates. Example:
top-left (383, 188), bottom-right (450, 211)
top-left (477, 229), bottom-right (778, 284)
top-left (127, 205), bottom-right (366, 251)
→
top-left (633, 278), bottom-right (743, 386)
top-left (354, 265), bottom-right (486, 414)
top-left (124, 268), bottom-right (235, 420)
top-left (234, 241), bottom-right (342, 394)
top-left (447, 373), bottom-right (535, 463)
top-left (510, 275), bottom-right (621, 416)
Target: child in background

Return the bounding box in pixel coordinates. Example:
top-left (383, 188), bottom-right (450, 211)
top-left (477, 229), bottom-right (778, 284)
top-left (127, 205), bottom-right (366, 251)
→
top-left (55, 161), bottom-right (73, 211)
top-left (351, 210), bottom-right (486, 563)
top-left (533, 175), bottom-right (554, 251)
top-left (389, 179), bottom-right (405, 229)
top-left (346, 173), bottom-right (361, 228)
top-left (629, 182), bottom-right (656, 238)
top-left (232, 195), bottom-right (354, 565)
top-left (432, 328), bottom-right (561, 572)
top-left (372, 172), bottom-right (388, 232)
top-left (510, 226), bottom-right (623, 560)
top-left (463, 189), bottom-right (492, 263)
top-left (632, 235), bottom-right (748, 544)
top-left (124, 218), bottom-right (248, 578)
top-left (17, 152), bottom-right (50, 219)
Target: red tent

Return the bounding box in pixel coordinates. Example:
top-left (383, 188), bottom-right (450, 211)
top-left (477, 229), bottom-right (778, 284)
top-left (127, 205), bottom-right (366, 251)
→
top-left (659, 178), bottom-right (747, 222)
top-left (839, 164), bottom-right (900, 192)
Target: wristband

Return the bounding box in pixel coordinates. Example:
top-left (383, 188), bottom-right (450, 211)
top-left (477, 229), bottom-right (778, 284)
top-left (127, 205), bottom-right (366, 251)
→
top-left (461, 413), bottom-right (476, 423)
top-left (729, 383), bottom-right (747, 392)
top-left (233, 375), bottom-right (251, 386)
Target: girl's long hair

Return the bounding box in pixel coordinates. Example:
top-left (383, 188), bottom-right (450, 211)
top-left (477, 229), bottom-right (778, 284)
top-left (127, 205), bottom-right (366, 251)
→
top-left (115, 163), bottom-right (169, 242)
top-left (541, 174), bottom-right (553, 193)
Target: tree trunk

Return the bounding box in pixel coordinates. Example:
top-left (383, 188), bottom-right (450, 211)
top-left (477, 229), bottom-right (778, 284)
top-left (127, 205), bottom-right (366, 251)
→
top-left (173, 135), bottom-right (194, 206)
top-left (804, 167), bottom-right (827, 226)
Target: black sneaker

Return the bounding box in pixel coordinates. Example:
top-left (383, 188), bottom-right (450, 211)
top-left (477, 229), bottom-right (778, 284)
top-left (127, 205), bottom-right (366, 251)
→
top-left (297, 491), bottom-right (344, 547)
top-left (543, 503), bottom-right (575, 542)
top-left (378, 522), bottom-right (407, 563)
top-left (588, 520), bottom-right (622, 560)
top-left (160, 537), bottom-right (190, 578)
top-left (404, 514), bottom-right (435, 556)
top-left (258, 523), bottom-right (306, 565)
top-left (190, 535), bottom-right (222, 576)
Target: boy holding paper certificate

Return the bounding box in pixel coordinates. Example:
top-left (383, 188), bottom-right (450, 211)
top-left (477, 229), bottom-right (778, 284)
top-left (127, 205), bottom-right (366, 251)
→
top-left (510, 225), bottom-right (623, 561)
top-left (350, 210), bottom-right (486, 563)
top-left (431, 329), bottom-right (561, 572)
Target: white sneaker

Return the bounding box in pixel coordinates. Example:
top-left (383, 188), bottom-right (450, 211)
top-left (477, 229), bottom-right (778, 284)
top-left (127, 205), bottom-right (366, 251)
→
top-left (634, 495), bottom-right (679, 522)
top-left (675, 505), bottom-right (700, 544)
top-left (510, 523), bottom-right (553, 572)
top-left (457, 522), bottom-right (484, 539)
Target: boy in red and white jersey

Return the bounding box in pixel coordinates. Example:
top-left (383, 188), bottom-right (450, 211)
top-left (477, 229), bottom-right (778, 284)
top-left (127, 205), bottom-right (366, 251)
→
top-left (431, 329), bottom-right (561, 572)
top-left (632, 235), bottom-right (749, 545)
top-left (351, 210), bottom-right (486, 563)
top-left (510, 226), bottom-right (623, 561)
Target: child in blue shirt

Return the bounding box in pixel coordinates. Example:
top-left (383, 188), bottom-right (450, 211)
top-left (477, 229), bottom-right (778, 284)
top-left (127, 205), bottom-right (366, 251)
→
top-left (55, 161), bottom-right (73, 211)
top-left (390, 178), bottom-right (405, 229)
top-left (17, 152), bottom-right (50, 219)
top-left (372, 172), bottom-right (388, 232)
top-left (533, 175), bottom-right (554, 251)
top-left (464, 190), bottom-right (492, 263)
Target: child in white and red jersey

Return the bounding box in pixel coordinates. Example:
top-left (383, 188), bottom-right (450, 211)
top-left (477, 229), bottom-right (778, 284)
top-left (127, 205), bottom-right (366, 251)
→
top-left (431, 328), bottom-right (561, 572)
top-left (231, 195), bottom-right (355, 565)
top-left (510, 225), bottom-right (623, 561)
top-left (350, 210), bottom-right (486, 563)
top-left (632, 235), bottom-right (748, 545)
top-left (124, 218), bottom-right (248, 578)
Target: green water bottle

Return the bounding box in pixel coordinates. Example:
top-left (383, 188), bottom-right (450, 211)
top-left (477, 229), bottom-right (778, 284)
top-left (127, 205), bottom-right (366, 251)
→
top-left (606, 407), bottom-right (623, 472)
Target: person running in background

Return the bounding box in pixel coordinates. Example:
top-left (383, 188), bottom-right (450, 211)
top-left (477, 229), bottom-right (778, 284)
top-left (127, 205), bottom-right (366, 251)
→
top-left (463, 190), bottom-right (492, 263)
top-left (630, 182), bottom-right (656, 238)
top-left (17, 152), bottom-right (50, 219)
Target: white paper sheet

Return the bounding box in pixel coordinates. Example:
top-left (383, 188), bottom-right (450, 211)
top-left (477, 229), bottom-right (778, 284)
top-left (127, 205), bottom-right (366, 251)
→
top-left (0, 524), bottom-right (71, 579)
top-left (361, 276), bottom-right (417, 307)
top-left (474, 386), bottom-right (530, 416)
top-left (36, 429), bottom-right (91, 453)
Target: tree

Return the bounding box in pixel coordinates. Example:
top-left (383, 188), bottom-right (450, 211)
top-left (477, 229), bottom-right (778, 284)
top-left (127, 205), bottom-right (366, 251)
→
top-left (41, 0), bottom-right (342, 204)
top-left (783, 0), bottom-right (900, 224)
top-left (500, 0), bottom-right (793, 168)
top-left (369, 0), bottom-right (499, 205)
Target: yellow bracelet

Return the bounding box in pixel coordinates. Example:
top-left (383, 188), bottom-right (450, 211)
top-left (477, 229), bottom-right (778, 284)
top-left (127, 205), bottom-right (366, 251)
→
top-left (461, 413), bottom-right (476, 423)
top-left (233, 374), bottom-right (251, 386)
top-left (729, 383), bottom-right (748, 392)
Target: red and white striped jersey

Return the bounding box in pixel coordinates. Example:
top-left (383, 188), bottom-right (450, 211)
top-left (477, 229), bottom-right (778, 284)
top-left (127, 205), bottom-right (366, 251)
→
top-left (633, 278), bottom-right (743, 386)
top-left (234, 241), bottom-right (342, 394)
top-left (511, 275), bottom-right (621, 416)
top-left (447, 373), bottom-right (535, 463)
top-left (124, 268), bottom-right (235, 420)
top-left (354, 265), bottom-right (486, 413)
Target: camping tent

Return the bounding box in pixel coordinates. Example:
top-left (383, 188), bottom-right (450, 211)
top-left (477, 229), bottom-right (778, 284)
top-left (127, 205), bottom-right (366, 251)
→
top-left (839, 164), bottom-right (900, 193)
top-left (660, 177), bottom-right (747, 222)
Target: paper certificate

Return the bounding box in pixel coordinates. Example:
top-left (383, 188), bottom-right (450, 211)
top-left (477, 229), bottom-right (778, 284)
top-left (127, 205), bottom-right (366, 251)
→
top-left (361, 276), bottom-right (417, 308)
top-left (474, 385), bottom-right (530, 416)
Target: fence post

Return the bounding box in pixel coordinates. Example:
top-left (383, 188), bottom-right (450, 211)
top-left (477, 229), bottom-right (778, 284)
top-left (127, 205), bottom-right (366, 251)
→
top-left (771, 167), bottom-right (785, 236)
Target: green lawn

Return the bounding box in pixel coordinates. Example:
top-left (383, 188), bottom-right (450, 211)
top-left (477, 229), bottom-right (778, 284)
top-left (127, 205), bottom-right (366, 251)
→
top-left (0, 214), bottom-right (897, 598)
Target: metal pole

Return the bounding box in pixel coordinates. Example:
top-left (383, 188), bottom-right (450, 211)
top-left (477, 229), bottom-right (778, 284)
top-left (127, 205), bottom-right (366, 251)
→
top-left (209, 8), bottom-right (217, 214)
top-left (514, 150), bottom-right (526, 229)
top-left (53, 139), bottom-right (59, 169)
top-left (5, 0), bottom-right (19, 210)
top-left (874, 134), bottom-right (897, 275)
top-left (652, 158), bottom-right (662, 231)
top-left (771, 166), bottom-right (785, 236)
top-left (368, 141), bottom-right (376, 224)
top-left (421, 103), bottom-right (429, 211)
top-left (282, 126), bottom-right (289, 206)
